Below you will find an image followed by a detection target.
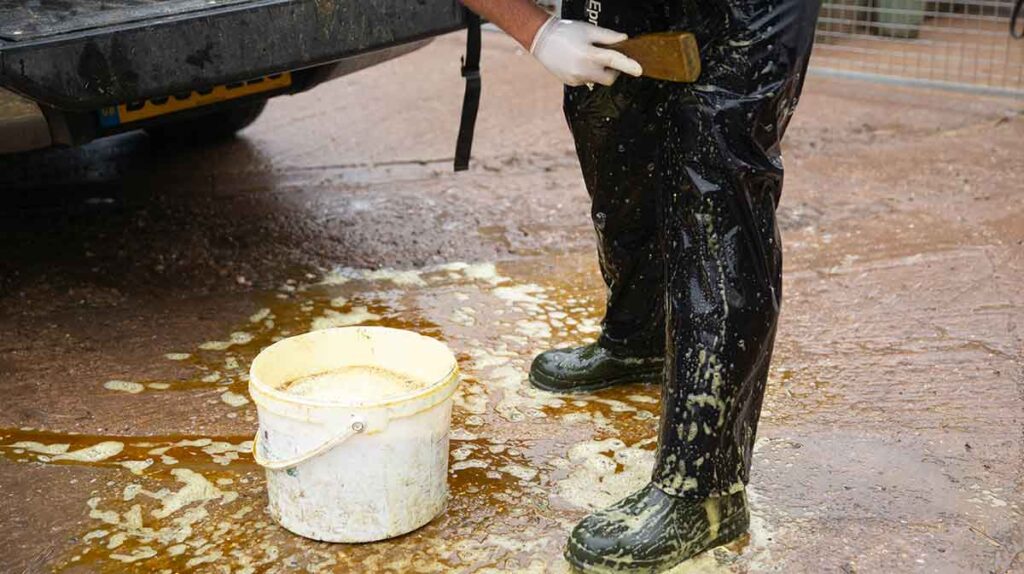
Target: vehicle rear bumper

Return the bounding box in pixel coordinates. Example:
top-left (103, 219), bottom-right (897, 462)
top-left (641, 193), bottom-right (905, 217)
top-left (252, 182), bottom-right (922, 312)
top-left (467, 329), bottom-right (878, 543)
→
top-left (0, 0), bottom-right (465, 112)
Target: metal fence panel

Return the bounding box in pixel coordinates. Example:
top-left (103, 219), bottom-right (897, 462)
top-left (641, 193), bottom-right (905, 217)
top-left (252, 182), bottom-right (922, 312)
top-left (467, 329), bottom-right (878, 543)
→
top-left (812, 0), bottom-right (1024, 97)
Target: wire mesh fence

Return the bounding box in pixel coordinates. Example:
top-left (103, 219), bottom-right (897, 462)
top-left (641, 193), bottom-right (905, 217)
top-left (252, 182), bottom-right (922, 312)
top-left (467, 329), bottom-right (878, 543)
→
top-left (812, 0), bottom-right (1024, 97)
top-left (538, 0), bottom-right (1023, 97)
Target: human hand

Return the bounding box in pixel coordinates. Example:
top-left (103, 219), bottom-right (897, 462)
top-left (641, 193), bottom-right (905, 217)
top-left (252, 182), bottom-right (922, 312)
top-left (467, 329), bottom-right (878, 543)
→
top-left (529, 17), bottom-right (643, 87)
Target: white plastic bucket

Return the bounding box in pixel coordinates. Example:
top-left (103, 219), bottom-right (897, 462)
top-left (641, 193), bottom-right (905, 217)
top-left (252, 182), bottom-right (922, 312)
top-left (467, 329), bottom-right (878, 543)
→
top-left (249, 326), bottom-right (459, 543)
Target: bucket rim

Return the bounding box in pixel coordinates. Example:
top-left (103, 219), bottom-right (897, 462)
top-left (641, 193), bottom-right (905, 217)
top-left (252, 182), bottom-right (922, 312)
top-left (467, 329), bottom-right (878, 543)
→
top-left (249, 326), bottom-right (460, 411)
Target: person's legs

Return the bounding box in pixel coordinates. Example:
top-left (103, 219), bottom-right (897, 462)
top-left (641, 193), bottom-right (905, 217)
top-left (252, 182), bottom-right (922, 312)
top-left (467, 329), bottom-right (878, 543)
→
top-left (564, 81), bottom-right (665, 358)
top-left (653, 0), bottom-right (824, 499)
top-left (565, 0), bottom-right (820, 568)
top-left (528, 0), bottom-right (668, 393)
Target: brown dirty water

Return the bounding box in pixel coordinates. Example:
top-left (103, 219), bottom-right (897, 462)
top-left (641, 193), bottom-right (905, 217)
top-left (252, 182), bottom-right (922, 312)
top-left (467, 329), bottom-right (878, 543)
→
top-left (0, 254), bottom-right (789, 573)
top-left (5, 242), bottom-right (1020, 572)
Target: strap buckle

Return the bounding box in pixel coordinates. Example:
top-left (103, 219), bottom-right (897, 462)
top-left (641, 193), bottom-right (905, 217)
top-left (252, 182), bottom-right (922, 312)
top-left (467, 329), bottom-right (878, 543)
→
top-left (461, 57), bottom-right (480, 81)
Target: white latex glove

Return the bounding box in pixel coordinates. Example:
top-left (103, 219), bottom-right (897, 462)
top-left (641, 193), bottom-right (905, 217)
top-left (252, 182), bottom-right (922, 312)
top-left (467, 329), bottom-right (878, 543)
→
top-left (529, 17), bottom-right (643, 87)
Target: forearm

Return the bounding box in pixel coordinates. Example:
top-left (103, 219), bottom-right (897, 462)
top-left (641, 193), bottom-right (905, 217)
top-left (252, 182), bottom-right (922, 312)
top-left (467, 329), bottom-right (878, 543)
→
top-left (460, 0), bottom-right (550, 49)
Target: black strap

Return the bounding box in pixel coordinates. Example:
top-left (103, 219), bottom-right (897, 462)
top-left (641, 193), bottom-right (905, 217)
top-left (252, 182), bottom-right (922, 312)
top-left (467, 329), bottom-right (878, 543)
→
top-left (454, 9), bottom-right (482, 172)
top-left (1013, 0), bottom-right (1023, 39)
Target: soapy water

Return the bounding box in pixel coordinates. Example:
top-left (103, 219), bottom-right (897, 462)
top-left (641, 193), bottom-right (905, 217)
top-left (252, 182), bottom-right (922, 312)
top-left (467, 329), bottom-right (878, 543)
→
top-left (0, 255), bottom-right (779, 572)
top-left (281, 366), bottom-right (424, 402)
top-left (0, 428), bottom-right (254, 475)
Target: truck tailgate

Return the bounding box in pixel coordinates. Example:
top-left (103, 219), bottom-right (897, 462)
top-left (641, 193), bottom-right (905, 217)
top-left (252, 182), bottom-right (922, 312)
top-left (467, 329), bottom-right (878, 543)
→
top-left (0, 0), bottom-right (465, 111)
top-left (0, 0), bottom-right (257, 41)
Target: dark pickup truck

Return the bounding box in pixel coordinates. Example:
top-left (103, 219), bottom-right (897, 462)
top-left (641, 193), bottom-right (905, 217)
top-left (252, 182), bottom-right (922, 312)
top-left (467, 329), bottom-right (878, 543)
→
top-left (0, 0), bottom-right (467, 154)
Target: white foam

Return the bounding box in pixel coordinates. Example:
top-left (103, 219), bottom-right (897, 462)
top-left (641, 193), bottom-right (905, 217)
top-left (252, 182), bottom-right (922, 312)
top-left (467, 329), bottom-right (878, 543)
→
top-left (310, 307), bottom-right (380, 330)
top-left (199, 332), bottom-right (254, 351)
top-left (53, 441), bottom-right (125, 463)
top-left (104, 380), bottom-right (145, 394)
top-left (220, 391), bottom-right (249, 408)
top-left (282, 366), bottom-right (425, 403)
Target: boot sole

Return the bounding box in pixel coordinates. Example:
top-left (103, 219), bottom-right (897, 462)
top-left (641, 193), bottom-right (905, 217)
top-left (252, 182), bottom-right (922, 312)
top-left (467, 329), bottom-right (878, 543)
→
top-left (529, 365), bottom-right (663, 394)
top-left (564, 507), bottom-right (750, 573)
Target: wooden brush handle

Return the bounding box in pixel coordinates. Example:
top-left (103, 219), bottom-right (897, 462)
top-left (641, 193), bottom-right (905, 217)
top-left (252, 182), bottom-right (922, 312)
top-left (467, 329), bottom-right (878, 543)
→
top-left (610, 32), bottom-right (701, 83)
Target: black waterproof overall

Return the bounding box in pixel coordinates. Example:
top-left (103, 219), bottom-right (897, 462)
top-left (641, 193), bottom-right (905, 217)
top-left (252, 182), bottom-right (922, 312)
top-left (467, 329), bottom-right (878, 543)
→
top-left (561, 0), bottom-right (819, 499)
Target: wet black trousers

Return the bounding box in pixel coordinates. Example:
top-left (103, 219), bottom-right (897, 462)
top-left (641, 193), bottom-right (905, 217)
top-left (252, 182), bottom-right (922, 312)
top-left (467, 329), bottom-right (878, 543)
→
top-left (562, 0), bottom-right (820, 498)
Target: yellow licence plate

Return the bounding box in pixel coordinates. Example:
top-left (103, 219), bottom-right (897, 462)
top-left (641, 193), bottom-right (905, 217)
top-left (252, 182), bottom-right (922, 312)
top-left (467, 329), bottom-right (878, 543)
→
top-left (98, 72), bottom-right (292, 128)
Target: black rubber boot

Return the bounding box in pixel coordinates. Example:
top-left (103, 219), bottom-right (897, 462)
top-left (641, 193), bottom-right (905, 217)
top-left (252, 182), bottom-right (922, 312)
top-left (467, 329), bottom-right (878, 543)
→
top-left (529, 343), bottom-right (663, 394)
top-left (565, 484), bottom-right (749, 573)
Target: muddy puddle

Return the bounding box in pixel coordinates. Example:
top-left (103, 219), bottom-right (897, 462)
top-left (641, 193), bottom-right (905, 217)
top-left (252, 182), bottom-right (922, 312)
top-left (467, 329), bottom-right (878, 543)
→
top-left (0, 254), bottom-right (805, 572)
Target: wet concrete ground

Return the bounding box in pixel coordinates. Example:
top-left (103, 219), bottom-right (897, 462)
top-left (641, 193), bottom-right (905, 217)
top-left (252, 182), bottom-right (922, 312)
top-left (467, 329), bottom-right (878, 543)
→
top-left (1, 32), bottom-right (1022, 573)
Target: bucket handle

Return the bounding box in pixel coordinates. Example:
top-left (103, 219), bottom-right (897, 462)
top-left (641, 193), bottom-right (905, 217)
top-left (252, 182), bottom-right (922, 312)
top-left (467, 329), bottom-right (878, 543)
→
top-left (252, 415), bottom-right (367, 471)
